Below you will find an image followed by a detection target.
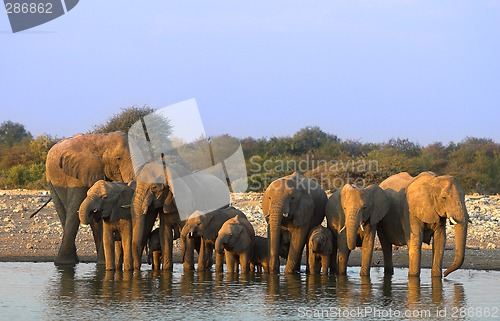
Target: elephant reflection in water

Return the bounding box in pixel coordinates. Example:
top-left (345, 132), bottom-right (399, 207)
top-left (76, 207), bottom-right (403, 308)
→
top-left (332, 275), bottom-right (372, 305)
top-left (179, 270), bottom-right (214, 298)
top-left (266, 274), bottom-right (304, 302)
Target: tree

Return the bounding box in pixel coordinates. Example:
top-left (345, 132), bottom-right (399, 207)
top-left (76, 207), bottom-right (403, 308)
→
top-left (291, 126), bottom-right (338, 155)
top-left (0, 121), bottom-right (32, 147)
top-left (94, 106), bottom-right (157, 133)
top-left (386, 138), bottom-right (421, 157)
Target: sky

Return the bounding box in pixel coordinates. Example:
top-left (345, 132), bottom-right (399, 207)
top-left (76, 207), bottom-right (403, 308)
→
top-left (1, 1), bottom-right (499, 146)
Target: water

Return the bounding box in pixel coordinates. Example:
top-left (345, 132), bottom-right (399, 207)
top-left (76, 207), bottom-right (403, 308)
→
top-left (0, 263), bottom-right (499, 321)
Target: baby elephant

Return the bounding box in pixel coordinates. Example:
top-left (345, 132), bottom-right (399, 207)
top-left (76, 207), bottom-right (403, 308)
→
top-left (147, 228), bottom-right (162, 270)
top-left (79, 180), bottom-right (134, 271)
top-left (215, 215), bottom-right (255, 274)
top-left (251, 236), bottom-right (270, 273)
top-left (250, 234), bottom-right (292, 273)
top-left (307, 225), bottom-right (334, 275)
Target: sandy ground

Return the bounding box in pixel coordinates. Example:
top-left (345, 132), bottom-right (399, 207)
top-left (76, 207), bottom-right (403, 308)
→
top-left (0, 190), bottom-right (499, 271)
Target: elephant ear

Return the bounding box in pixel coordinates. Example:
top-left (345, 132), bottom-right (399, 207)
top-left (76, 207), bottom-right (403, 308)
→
top-left (163, 190), bottom-right (178, 214)
top-left (163, 165), bottom-right (196, 217)
top-left (366, 185), bottom-right (389, 225)
top-left (232, 223), bottom-right (252, 251)
top-left (108, 184), bottom-right (133, 222)
top-left (407, 173), bottom-right (441, 224)
top-left (325, 189), bottom-right (343, 231)
top-left (59, 146), bottom-right (104, 187)
top-left (293, 189), bottom-right (315, 227)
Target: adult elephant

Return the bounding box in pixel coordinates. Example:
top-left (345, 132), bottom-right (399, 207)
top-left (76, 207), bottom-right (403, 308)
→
top-left (378, 172), bottom-right (469, 277)
top-left (131, 161), bottom-right (230, 270)
top-left (131, 162), bottom-right (182, 271)
top-left (46, 132), bottom-right (134, 265)
top-left (326, 184), bottom-right (389, 276)
top-left (262, 172), bottom-right (327, 274)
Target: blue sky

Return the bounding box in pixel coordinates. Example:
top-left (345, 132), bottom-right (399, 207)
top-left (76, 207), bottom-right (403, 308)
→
top-left (1, 1), bottom-right (499, 145)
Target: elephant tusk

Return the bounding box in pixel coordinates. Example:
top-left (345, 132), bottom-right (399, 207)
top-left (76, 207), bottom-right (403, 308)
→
top-left (449, 217), bottom-right (458, 225)
top-left (93, 209), bottom-right (98, 213)
top-left (359, 223), bottom-right (364, 232)
top-left (283, 212), bottom-right (289, 218)
top-left (339, 226), bottom-right (346, 233)
top-left (189, 232), bottom-right (193, 238)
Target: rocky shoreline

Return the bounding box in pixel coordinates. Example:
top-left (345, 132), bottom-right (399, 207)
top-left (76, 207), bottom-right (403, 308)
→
top-left (1, 190), bottom-right (499, 270)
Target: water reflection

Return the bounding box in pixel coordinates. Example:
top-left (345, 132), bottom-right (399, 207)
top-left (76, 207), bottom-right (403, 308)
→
top-left (0, 263), bottom-right (490, 320)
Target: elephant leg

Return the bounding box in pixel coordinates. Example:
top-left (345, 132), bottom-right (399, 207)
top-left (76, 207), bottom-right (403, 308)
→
top-left (114, 239), bottom-right (123, 270)
top-left (315, 257), bottom-right (322, 274)
top-left (285, 227), bottom-right (309, 274)
top-left (56, 189), bottom-right (86, 265)
top-left (198, 238), bottom-right (207, 271)
top-left (431, 223), bottom-right (446, 277)
top-left (360, 227), bottom-right (376, 276)
top-left (215, 251), bottom-right (224, 273)
top-left (377, 229), bottom-right (394, 276)
top-left (263, 262), bottom-right (269, 274)
top-left (49, 183), bottom-right (66, 227)
top-left (240, 253), bottom-right (250, 274)
top-left (330, 235), bottom-right (338, 275)
top-left (121, 221), bottom-right (133, 271)
top-left (103, 226), bottom-right (115, 270)
top-left (206, 244), bottom-right (214, 269)
top-left (183, 236), bottom-right (195, 271)
top-left (307, 249), bottom-right (316, 275)
top-left (321, 255), bottom-right (330, 276)
top-left (226, 252), bottom-right (236, 273)
top-left (153, 251), bottom-right (161, 270)
top-left (159, 214), bottom-right (174, 271)
top-left (408, 228), bottom-right (423, 277)
top-left (338, 248), bottom-right (350, 276)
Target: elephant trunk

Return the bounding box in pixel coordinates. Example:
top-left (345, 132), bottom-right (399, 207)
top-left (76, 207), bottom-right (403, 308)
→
top-left (268, 205), bottom-right (284, 274)
top-left (444, 220), bottom-right (468, 277)
top-left (215, 234), bottom-right (227, 254)
top-left (312, 235), bottom-right (324, 253)
top-left (131, 187), bottom-right (152, 270)
top-left (79, 196), bottom-right (99, 225)
top-left (345, 217), bottom-right (360, 252)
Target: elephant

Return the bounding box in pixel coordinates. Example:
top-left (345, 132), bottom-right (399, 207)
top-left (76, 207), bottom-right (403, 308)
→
top-left (79, 180), bottom-right (134, 271)
top-left (131, 162), bottom-right (183, 271)
top-left (378, 172), bottom-right (469, 277)
top-left (215, 215), bottom-right (256, 274)
top-left (131, 161), bottom-right (231, 271)
top-left (46, 132), bottom-right (134, 265)
top-left (147, 228), bottom-right (162, 270)
top-left (262, 172), bottom-right (328, 274)
top-left (250, 236), bottom-right (270, 273)
top-left (307, 225), bottom-right (334, 275)
top-left (183, 206), bottom-right (245, 271)
top-left (325, 184), bottom-right (389, 276)
top-left (180, 223), bottom-right (201, 271)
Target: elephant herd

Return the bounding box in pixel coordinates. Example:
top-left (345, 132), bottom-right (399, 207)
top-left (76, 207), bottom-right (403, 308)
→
top-left (43, 132), bottom-right (469, 278)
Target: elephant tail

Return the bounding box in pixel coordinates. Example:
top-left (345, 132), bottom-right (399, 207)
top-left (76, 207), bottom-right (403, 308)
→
top-left (29, 197), bottom-right (52, 218)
